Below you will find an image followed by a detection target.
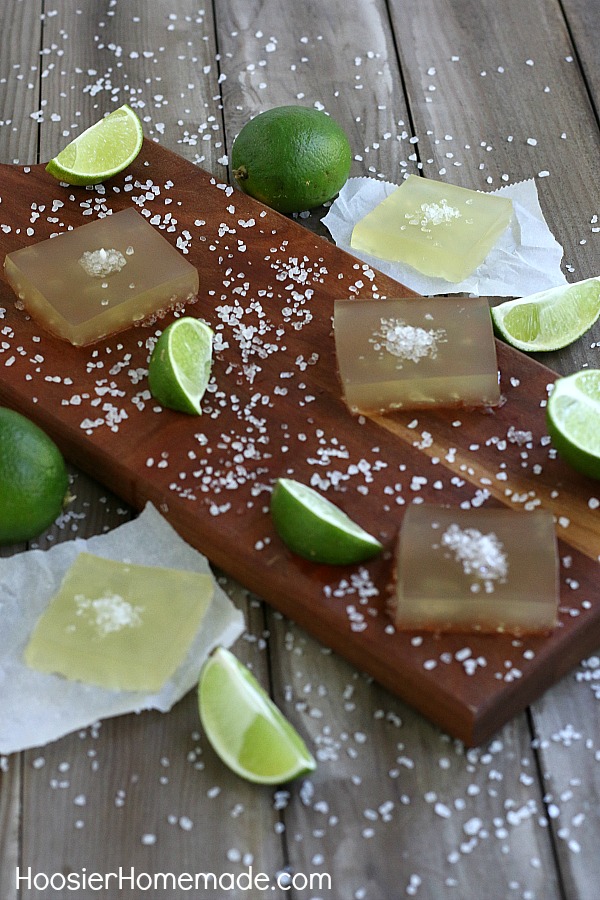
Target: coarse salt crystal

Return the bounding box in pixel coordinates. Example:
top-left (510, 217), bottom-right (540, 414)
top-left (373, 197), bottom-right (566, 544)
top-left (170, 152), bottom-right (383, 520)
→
top-left (371, 317), bottom-right (446, 364)
top-left (79, 248), bottom-right (127, 278)
top-left (440, 523), bottom-right (508, 593)
top-left (74, 592), bottom-right (143, 636)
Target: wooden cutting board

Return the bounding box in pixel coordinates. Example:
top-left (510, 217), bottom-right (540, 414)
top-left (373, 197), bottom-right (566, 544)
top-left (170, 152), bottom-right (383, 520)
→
top-left (0, 140), bottom-right (598, 746)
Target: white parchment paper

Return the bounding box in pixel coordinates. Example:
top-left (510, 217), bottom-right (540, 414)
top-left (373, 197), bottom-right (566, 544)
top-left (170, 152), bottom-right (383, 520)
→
top-left (323, 177), bottom-right (568, 297)
top-left (0, 503), bottom-right (245, 755)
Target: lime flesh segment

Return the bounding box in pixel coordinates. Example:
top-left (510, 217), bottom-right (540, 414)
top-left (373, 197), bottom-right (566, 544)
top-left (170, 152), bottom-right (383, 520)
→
top-left (491, 276), bottom-right (600, 352)
top-left (270, 477), bottom-right (383, 564)
top-left (198, 647), bottom-right (316, 785)
top-left (148, 318), bottom-right (213, 415)
top-left (46, 105), bottom-right (143, 185)
top-left (546, 369), bottom-right (600, 479)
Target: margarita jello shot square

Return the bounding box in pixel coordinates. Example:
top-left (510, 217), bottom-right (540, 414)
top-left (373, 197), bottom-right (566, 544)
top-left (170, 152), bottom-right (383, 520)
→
top-left (391, 505), bottom-right (559, 636)
top-left (350, 175), bottom-right (513, 283)
top-left (334, 296), bottom-right (500, 413)
top-left (24, 552), bottom-right (214, 692)
top-left (3, 207), bottom-right (199, 346)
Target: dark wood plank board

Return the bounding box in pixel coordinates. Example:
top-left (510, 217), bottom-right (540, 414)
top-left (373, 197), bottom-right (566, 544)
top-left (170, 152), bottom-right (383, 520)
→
top-left (0, 139), bottom-right (598, 746)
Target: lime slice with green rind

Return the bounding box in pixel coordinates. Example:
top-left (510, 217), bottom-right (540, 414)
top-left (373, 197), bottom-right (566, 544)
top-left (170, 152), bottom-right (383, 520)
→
top-left (270, 477), bottom-right (383, 565)
top-left (491, 276), bottom-right (600, 352)
top-left (148, 317), bottom-right (213, 415)
top-left (546, 369), bottom-right (600, 479)
top-left (198, 647), bottom-right (316, 785)
top-left (46, 105), bottom-right (143, 186)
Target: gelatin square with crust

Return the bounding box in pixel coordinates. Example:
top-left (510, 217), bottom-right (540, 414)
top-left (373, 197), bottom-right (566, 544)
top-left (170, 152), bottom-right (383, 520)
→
top-left (3, 207), bottom-right (199, 346)
top-left (334, 295), bottom-right (500, 413)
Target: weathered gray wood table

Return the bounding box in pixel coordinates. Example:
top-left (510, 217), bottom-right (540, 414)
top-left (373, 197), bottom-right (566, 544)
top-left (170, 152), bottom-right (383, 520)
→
top-left (1, 1), bottom-right (599, 898)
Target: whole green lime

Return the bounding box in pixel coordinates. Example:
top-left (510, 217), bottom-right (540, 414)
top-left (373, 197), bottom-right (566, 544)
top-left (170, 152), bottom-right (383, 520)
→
top-left (0, 407), bottom-right (69, 544)
top-left (231, 105), bottom-right (352, 214)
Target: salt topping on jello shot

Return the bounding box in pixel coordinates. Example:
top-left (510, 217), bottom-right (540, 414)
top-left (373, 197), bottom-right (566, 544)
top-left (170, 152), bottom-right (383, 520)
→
top-left (390, 505), bottom-right (559, 636)
top-left (333, 296), bottom-right (500, 414)
top-left (3, 208), bottom-right (198, 346)
top-left (350, 174), bottom-right (513, 283)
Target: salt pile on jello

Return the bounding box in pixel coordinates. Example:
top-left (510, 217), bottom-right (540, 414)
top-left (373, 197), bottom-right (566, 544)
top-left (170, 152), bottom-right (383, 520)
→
top-left (0, 504), bottom-right (244, 754)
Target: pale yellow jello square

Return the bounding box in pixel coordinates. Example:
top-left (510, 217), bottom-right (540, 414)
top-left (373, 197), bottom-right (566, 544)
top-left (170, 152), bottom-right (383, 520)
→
top-left (350, 175), bottom-right (513, 282)
top-left (24, 552), bottom-right (214, 692)
top-left (391, 505), bottom-right (559, 636)
top-left (334, 296), bottom-right (500, 413)
top-left (4, 207), bottom-right (199, 346)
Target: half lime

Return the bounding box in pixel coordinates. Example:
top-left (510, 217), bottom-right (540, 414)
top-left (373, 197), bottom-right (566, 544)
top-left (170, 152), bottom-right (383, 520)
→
top-left (546, 369), bottom-right (600, 479)
top-left (491, 276), bottom-right (600, 352)
top-left (148, 317), bottom-right (213, 415)
top-left (270, 477), bottom-right (383, 565)
top-left (46, 105), bottom-right (143, 185)
top-left (198, 647), bottom-right (316, 785)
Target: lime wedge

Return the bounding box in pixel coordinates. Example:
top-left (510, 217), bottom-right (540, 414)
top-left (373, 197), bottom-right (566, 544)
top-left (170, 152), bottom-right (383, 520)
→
top-left (46, 105), bottom-right (143, 185)
top-left (546, 369), bottom-right (600, 479)
top-left (148, 317), bottom-right (213, 415)
top-left (270, 477), bottom-right (383, 565)
top-left (491, 277), bottom-right (600, 352)
top-left (198, 647), bottom-right (316, 785)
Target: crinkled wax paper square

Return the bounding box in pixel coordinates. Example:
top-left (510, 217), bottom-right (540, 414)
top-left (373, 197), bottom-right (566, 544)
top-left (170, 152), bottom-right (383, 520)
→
top-left (0, 503), bottom-right (245, 754)
top-left (323, 177), bottom-right (567, 297)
